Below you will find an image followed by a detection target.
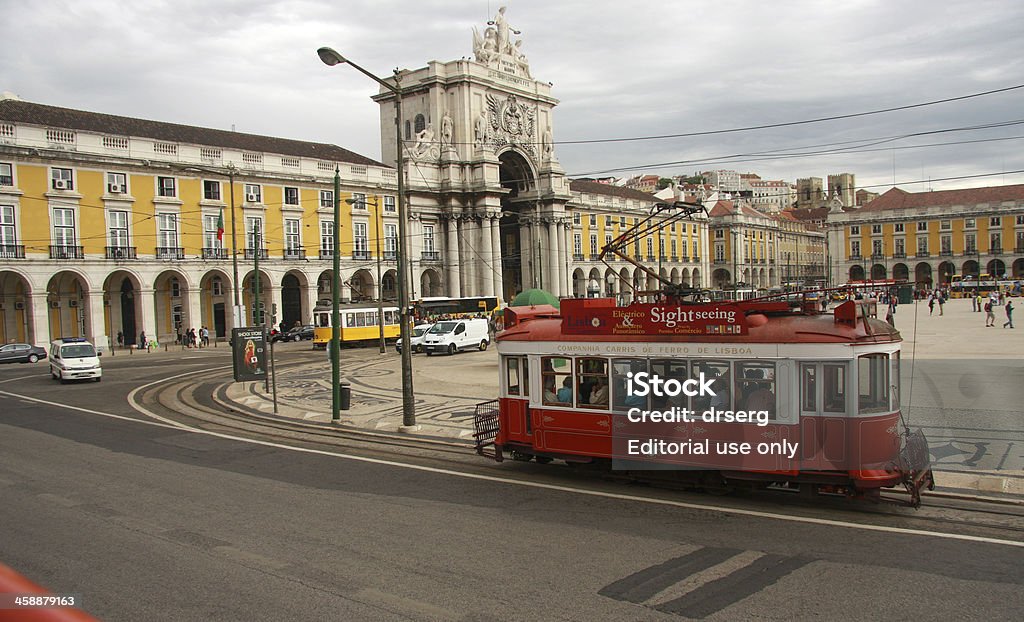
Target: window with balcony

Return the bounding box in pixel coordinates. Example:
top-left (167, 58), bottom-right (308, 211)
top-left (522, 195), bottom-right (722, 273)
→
top-left (284, 186), bottom-right (300, 206)
top-left (894, 238), bottom-right (905, 258)
top-left (283, 218), bottom-right (302, 258)
top-left (872, 239), bottom-right (883, 257)
top-left (590, 234), bottom-right (598, 257)
top-left (573, 233), bottom-right (582, 260)
top-left (0, 205), bottom-right (22, 258)
top-left (51, 207), bottom-right (78, 257)
top-left (51, 167), bottom-right (73, 191)
top-left (109, 210), bottom-right (130, 250)
top-left (157, 213), bottom-right (180, 257)
top-left (422, 224), bottom-right (436, 258)
top-left (990, 232), bottom-right (1002, 253)
top-left (353, 222), bottom-right (368, 258)
top-left (850, 240), bottom-right (861, 258)
top-left (940, 235), bottom-right (951, 256)
top-left (385, 224), bottom-right (397, 259)
top-left (916, 237), bottom-right (928, 256)
top-left (965, 233), bottom-right (977, 254)
top-left (320, 221), bottom-right (334, 257)
top-left (203, 180), bottom-right (221, 201)
top-left (202, 214), bottom-right (224, 258)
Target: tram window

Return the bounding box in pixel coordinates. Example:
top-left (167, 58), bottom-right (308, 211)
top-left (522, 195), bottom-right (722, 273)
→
top-left (541, 357), bottom-right (572, 406)
top-left (366, 312), bottom-right (376, 327)
top-left (521, 358), bottom-right (529, 397)
top-left (736, 361), bottom-right (776, 419)
top-left (612, 358), bottom-right (647, 412)
top-left (356, 312), bottom-right (366, 328)
top-left (691, 360), bottom-right (731, 413)
top-left (650, 358), bottom-right (688, 411)
top-left (505, 357), bottom-right (520, 396)
top-left (823, 363), bottom-right (847, 413)
top-left (577, 358), bottom-right (609, 409)
top-left (800, 364), bottom-right (816, 412)
top-left (316, 313), bottom-right (329, 328)
top-left (892, 352), bottom-right (900, 410)
top-left (858, 354), bottom-right (890, 414)
top-left (345, 313), bottom-right (355, 328)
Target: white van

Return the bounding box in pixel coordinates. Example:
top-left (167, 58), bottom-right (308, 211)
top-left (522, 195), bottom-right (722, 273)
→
top-left (423, 318), bottom-right (489, 356)
top-left (396, 323), bottom-right (433, 354)
top-left (49, 337), bottom-right (102, 383)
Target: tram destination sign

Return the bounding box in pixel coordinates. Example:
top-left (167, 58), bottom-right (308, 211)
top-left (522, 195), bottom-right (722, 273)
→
top-left (561, 299), bottom-right (748, 337)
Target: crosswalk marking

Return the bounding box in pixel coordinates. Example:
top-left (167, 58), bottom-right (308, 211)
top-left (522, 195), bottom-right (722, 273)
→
top-left (600, 547), bottom-right (811, 618)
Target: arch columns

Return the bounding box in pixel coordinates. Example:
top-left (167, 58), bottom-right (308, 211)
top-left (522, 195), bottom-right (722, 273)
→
top-left (547, 218), bottom-right (559, 296)
top-left (480, 213), bottom-right (495, 297)
top-left (28, 292), bottom-right (50, 347)
top-left (446, 216), bottom-right (461, 298)
top-left (490, 214), bottom-right (503, 299)
top-left (85, 290), bottom-right (108, 349)
top-left (138, 288), bottom-right (156, 343)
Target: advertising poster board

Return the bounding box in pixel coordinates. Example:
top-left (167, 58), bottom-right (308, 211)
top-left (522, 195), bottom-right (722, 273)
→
top-left (232, 327), bottom-right (267, 382)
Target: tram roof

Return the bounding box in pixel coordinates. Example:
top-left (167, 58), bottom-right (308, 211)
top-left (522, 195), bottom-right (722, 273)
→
top-left (498, 299), bottom-right (899, 345)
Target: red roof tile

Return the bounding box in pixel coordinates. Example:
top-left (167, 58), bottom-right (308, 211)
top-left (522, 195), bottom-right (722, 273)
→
top-left (859, 184), bottom-right (1024, 211)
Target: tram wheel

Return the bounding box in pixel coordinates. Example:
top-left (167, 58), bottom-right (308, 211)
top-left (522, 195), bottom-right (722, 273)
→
top-left (534, 456), bottom-right (553, 464)
top-left (510, 450), bottom-right (533, 462)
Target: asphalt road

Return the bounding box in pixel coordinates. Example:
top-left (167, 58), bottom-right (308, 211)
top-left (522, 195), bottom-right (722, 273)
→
top-left (1, 353), bottom-right (1023, 621)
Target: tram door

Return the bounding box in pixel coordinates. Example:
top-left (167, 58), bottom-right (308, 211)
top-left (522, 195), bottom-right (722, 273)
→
top-left (501, 356), bottom-right (532, 442)
top-left (799, 362), bottom-right (849, 470)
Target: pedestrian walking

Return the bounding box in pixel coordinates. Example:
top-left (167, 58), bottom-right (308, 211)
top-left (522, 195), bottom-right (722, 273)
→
top-left (928, 295), bottom-right (935, 315)
top-left (116, 330), bottom-right (124, 348)
top-left (139, 330), bottom-right (148, 351)
top-left (1004, 300), bottom-right (1014, 329)
top-left (201, 326), bottom-right (210, 347)
top-left (938, 293), bottom-right (945, 315)
top-left (975, 292), bottom-right (982, 312)
top-left (984, 299), bottom-right (995, 326)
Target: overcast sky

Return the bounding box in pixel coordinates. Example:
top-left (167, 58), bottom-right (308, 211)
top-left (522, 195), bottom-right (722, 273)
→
top-left (3, 0), bottom-right (1023, 194)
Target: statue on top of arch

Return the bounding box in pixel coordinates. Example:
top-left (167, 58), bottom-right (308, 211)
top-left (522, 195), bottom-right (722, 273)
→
top-left (472, 6), bottom-right (531, 78)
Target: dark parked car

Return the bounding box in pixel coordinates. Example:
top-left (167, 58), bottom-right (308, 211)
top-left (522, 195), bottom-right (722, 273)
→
top-left (284, 325), bottom-right (314, 342)
top-left (0, 343), bottom-right (48, 364)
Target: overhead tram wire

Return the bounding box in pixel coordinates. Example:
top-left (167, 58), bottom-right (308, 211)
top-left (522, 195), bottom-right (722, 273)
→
top-left (553, 82), bottom-right (1024, 146)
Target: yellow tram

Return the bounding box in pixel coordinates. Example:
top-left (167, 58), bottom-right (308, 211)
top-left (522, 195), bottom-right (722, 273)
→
top-left (312, 303), bottom-right (402, 349)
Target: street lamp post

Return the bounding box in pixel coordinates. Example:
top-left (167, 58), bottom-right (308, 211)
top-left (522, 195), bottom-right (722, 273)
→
top-left (319, 46), bottom-right (416, 428)
top-left (331, 166), bottom-right (341, 422)
top-left (347, 196), bottom-right (387, 354)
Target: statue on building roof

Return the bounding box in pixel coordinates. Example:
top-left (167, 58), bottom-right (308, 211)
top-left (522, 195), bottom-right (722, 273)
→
top-left (472, 6), bottom-right (530, 77)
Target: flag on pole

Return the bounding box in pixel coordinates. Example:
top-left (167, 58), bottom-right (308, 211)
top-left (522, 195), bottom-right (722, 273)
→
top-left (216, 208), bottom-right (225, 242)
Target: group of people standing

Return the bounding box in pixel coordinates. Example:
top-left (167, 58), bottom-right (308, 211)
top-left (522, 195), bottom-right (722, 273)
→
top-left (177, 326), bottom-right (210, 348)
top-left (972, 289), bottom-right (1015, 328)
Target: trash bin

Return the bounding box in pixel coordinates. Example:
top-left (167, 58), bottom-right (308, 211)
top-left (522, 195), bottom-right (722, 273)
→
top-left (339, 381), bottom-right (352, 411)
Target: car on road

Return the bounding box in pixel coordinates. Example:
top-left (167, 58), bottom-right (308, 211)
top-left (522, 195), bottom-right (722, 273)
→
top-left (49, 337), bottom-right (102, 383)
top-left (0, 343), bottom-right (47, 364)
top-left (284, 325), bottom-right (314, 342)
top-left (396, 323), bottom-right (433, 354)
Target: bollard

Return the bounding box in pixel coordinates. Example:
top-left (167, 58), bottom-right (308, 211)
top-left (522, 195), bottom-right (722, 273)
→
top-left (339, 381), bottom-right (352, 411)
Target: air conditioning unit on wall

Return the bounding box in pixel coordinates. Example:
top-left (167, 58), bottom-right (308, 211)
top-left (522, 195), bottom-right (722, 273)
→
top-left (246, 193), bottom-right (259, 202)
top-left (108, 184), bottom-right (124, 194)
top-left (53, 179), bottom-right (68, 190)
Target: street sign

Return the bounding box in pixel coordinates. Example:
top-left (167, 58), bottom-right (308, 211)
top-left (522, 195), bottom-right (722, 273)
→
top-left (231, 327), bottom-right (268, 381)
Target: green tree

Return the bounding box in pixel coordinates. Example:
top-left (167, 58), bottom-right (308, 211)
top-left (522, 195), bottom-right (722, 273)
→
top-left (656, 177), bottom-right (673, 190)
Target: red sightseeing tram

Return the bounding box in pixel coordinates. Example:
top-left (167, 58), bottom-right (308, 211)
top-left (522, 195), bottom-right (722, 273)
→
top-left (475, 295), bottom-right (934, 505)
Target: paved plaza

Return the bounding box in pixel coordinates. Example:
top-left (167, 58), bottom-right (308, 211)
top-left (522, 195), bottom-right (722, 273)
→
top-left (224, 297), bottom-right (1023, 491)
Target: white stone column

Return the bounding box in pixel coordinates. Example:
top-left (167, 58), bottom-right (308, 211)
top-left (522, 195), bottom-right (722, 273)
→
top-left (186, 286), bottom-right (203, 335)
top-left (547, 218), bottom-right (559, 295)
top-left (85, 290), bottom-right (108, 351)
top-left (520, 219), bottom-right (532, 292)
top-left (480, 214), bottom-right (495, 297)
top-left (28, 292), bottom-right (50, 348)
top-left (302, 285), bottom-right (318, 325)
top-left (138, 288), bottom-right (156, 345)
top-left (490, 215), bottom-right (503, 301)
top-left (446, 216), bottom-right (461, 297)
